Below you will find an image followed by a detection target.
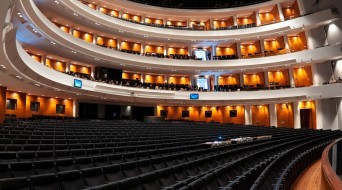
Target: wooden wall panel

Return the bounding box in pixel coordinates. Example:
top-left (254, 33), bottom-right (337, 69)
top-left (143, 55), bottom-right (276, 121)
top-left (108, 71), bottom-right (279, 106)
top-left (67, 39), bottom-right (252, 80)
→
top-left (122, 13), bottom-right (141, 22)
top-left (0, 87), bottom-right (6, 123)
top-left (156, 106), bottom-right (245, 124)
top-left (216, 44), bottom-right (237, 56)
top-left (29, 53), bottom-right (42, 63)
top-left (96, 37), bottom-right (117, 48)
top-left (276, 103), bottom-right (294, 128)
top-left (237, 14), bottom-right (255, 25)
top-left (264, 36), bottom-right (286, 53)
top-left (293, 66), bottom-right (313, 87)
top-left (268, 70), bottom-right (290, 85)
top-left (251, 105), bottom-right (270, 126)
top-left (299, 101), bottom-right (316, 129)
top-left (72, 29), bottom-right (82, 39)
top-left (144, 75), bottom-right (164, 84)
top-left (283, 0), bottom-right (300, 19)
top-left (6, 91), bottom-right (26, 119)
top-left (213, 17), bottom-right (233, 28)
top-left (144, 18), bottom-right (163, 25)
top-left (25, 96), bottom-right (73, 117)
top-left (243, 73), bottom-right (265, 86)
top-left (145, 45), bottom-right (164, 54)
top-left (168, 47), bottom-right (188, 55)
top-left (166, 20), bottom-right (186, 26)
top-left (122, 72), bottom-right (141, 80)
top-left (218, 75), bottom-right (239, 85)
top-left (4, 91), bottom-right (73, 119)
top-left (99, 7), bottom-right (119, 17)
top-left (45, 59), bottom-right (66, 72)
top-left (288, 32), bottom-right (307, 52)
top-left (168, 76), bottom-right (189, 84)
top-left (259, 5), bottom-right (280, 24)
top-left (121, 41), bottom-right (141, 52)
top-left (240, 41), bottom-right (261, 56)
top-left (70, 64), bottom-right (90, 74)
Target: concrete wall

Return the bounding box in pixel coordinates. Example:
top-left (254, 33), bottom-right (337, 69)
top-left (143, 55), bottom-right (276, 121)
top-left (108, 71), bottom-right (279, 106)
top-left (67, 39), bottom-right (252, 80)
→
top-left (317, 99), bottom-right (339, 130)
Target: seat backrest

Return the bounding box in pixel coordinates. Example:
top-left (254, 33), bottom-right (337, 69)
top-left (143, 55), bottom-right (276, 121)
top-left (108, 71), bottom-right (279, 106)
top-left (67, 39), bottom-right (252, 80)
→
top-left (0, 177), bottom-right (30, 190)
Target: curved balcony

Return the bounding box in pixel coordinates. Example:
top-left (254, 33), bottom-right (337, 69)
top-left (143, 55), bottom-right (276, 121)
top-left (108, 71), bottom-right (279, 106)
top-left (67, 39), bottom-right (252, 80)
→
top-left (16, 0), bottom-right (342, 74)
top-left (4, 28), bottom-right (342, 106)
top-left (56, 0), bottom-right (338, 41)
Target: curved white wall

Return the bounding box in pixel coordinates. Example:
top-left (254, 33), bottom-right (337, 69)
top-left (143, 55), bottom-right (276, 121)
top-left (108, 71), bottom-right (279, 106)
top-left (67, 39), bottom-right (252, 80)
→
top-left (61, 0), bottom-right (338, 41)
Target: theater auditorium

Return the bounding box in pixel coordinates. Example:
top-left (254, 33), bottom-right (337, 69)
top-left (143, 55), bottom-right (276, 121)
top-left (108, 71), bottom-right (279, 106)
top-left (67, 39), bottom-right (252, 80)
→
top-left (0, 0), bottom-right (342, 189)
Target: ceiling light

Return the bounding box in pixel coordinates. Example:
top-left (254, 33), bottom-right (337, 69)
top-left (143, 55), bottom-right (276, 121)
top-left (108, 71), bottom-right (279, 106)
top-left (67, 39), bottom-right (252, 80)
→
top-left (16, 76), bottom-right (22, 79)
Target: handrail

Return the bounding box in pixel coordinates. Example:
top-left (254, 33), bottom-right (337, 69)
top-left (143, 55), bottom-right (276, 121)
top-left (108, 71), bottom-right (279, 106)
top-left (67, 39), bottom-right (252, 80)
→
top-left (321, 138), bottom-right (342, 190)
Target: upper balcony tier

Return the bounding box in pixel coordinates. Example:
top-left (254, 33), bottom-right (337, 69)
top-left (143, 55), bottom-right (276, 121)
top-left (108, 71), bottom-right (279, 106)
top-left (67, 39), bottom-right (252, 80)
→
top-left (127, 0), bottom-right (270, 9)
top-left (37, 0), bottom-right (339, 41)
top-left (17, 0), bottom-right (342, 74)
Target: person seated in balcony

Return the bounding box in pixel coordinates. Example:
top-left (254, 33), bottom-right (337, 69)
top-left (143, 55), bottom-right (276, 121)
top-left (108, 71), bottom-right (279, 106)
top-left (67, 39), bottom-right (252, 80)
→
top-left (336, 77), bottom-right (342, 83)
top-left (155, 85), bottom-right (159, 90)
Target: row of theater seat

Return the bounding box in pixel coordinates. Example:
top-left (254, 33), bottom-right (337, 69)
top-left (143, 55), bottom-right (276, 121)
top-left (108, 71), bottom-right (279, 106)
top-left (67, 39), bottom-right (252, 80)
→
top-left (0, 120), bottom-right (340, 190)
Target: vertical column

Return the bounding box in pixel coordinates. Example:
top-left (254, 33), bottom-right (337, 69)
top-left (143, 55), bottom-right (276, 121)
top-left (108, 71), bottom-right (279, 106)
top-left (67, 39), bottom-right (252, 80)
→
top-left (189, 75), bottom-right (195, 86)
top-left (117, 39), bottom-right (121, 50)
top-left (315, 99), bottom-right (323, 129)
top-left (296, 0), bottom-right (306, 15)
top-left (277, 3), bottom-right (285, 21)
top-left (284, 36), bottom-right (290, 50)
top-left (187, 19), bottom-right (191, 28)
top-left (211, 45), bottom-right (216, 60)
top-left (0, 87), bottom-right (7, 124)
top-left (255, 10), bottom-right (261, 26)
top-left (90, 66), bottom-right (96, 79)
top-left (164, 74), bottom-right (169, 84)
top-left (141, 73), bottom-right (145, 83)
top-left (264, 71), bottom-right (270, 88)
top-left (73, 99), bottom-right (79, 119)
top-left (311, 64), bottom-right (320, 86)
top-left (259, 39), bottom-right (265, 55)
top-left (41, 55), bottom-right (46, 65)
top-left (288, 68), bottom-right (295, 87)
top-left (188, 45), bottom-right (192, 57)
top-left (239, 73), bottom-right (244, 88)
top-left (210, 18), bottom-right (214, 30)
top-left (305, 30), bottom-right (313, 50)
top-left (338, 98), bottom-right (342, 130)
top-left (141, 15), bottom-right (146, 24)
top-left (236, 42), bottom-right (242, 58)
top-left (191, 75), bottom-right (197, 86)
top-left (214, 75), bottom-right (219, 85)
top-left (164, 45), bottom-right (168, 56)
top-left (92, 34), bottom-right (97, 45)
top-left (233, 15), bottom-right (238, 26)
top-left (293, 101), bottom-right (300, 129)
top-left (163, 18), bottom-right (167, 26)
top-left (65, 62), bottom-right (70, 73)
top-left (269, 103), bottom-right (277, 127)
top-left (118, 10), bottom-right (123, 18)
top-left (244, 105), bottom-right (252, 125)
top-left (141, 43), bottom-right (145, 55)
top-left (69, 27), bottom-right (74, 35)
top-left (95, 4), bottom-right (100, 11)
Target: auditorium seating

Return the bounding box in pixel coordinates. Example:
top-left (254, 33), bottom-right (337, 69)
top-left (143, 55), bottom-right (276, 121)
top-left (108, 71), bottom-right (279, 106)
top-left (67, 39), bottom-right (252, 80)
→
top-left (0, 120), bottom-right (340, 190)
